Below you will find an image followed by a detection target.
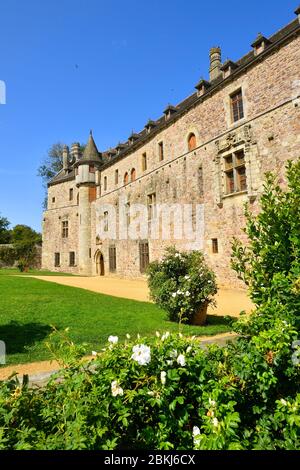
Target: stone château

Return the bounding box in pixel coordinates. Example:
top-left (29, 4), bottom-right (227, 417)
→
top-left (42, 7), bottom-right (300, 287)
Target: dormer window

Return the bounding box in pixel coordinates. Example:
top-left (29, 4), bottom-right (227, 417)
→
top-left (145, 120), bottom-right (156, 134)
top-left (195, 79), bottom-right (211, 97)
top-left (163, 105), bottom-right (177, 121)
top-left (128, 133), bottom-right (139, 145)
top-left (251, 34), bottom-right (271, 56)
top-left (220, 60), bottom-right (238, 79)
top-left (89, 165), bottom-right (95, 173)
top-left (116, 143), bottom-right (127, 155)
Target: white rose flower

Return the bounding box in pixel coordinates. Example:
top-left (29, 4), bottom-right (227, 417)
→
top-left (111, 381), bottom-right (124, 397)
top-left (108, 335), bottom-right (118, 344)
top-left (280, 399), bottom-right (288, 406)
top-left (185, 275), bottom-right (190, 280)
top-left (212, 417), bottom-right (219, 427)
top-left (172, 293), bottom-right (177, 298)
top-left (160, 371), bottom-right (167, 385)
top-left (126, 333), bottom-right (131, 339)
top-left (186, 346), bottom-right (192, 353)
top-left (209, 398), bottom-right (216, 407)
top-left (185, 291), bottom-right (191, 297)
top-left (193, 426), bottom-right (201, 437)
top-left (131, 344), bottom-right (151, 365)
top-left (161, 332), bottom-right (170, 341)
top-left (170, 349), bottom-right (178, 359)
top-left (92, 351), bottom-right (97, 357)
top-left (177, 354), bottom-right (186, 367)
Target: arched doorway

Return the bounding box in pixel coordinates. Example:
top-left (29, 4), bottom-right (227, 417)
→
top-left (95, 250), bottom-right (105, 276)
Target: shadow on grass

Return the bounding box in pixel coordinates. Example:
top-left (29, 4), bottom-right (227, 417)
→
top-left (0, 321), bottom-right (52, 354)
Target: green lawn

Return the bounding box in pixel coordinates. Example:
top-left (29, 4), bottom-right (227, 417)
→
top-left (0, 275), bottom-right (233, 365)
top-left (0, 268), bottom-right (75, 276)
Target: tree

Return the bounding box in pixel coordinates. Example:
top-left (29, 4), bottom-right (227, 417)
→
top-left (38, 142), bottom-right (86, 208)
top-left (231, 159), bottom-right (300, 317)
top-left (12, 225), bottom-right (42, 271)
top-left (37, 143), bottom-right (65, 208)
top-left (0, 214), bottom-right (11, 244)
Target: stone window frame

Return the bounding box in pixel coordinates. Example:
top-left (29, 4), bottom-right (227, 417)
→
top-left (139, 240), bottom-right (150, 274)
top-left (142, 152), bottom-right (147, 172)
top-left (61, 219), bottom-right (69, 238)
top-left (214, 125), bottom-right (258, 207)
top-left (103, 176), bottom-right (107, 191)
top-left (185, 128), bottom-right (200, 153)
top-left (147, 192), bottom-right (157, 221)
top-left (224, 80), bottom-right (249, 129)
top-left (158, 141), bottom-right (164, 162)
top-left (69, 188), bottom-right (73, 201)
top-left (54, 252), bottom-right (60, 267)
top-left (115, 169), bottom-right (119, 185)
top-left (109, 245), bottom-right (117, 273)
top-left (212, 239), bottom-right (219, 254)
top-left (69, 251), bottom-right (76, 267)
top-left (223, 148), bottom-right (247, 195)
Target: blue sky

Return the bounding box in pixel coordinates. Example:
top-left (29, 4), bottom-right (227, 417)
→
top-left (0, 0), bottom-right (298, 231)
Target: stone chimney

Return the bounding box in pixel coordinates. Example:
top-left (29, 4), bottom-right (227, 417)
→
top-left (209, 47), bottom-right (222, 81)
top-left (71, 142), bottom-right (81, 161)
top-left (62, 145), bottom-right (69, 173)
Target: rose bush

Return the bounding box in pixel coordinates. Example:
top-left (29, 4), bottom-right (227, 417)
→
top-left (147, 248), bottom-right (217, 324)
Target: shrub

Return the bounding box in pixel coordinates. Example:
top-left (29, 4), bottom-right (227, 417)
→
top-left (147, 247), bottom-right (218, 324)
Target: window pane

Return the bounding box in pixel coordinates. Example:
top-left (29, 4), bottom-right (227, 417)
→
top-left (237, 166), bottom-right (247, 191)
top-left (226, 171), bottom-right (235, 194)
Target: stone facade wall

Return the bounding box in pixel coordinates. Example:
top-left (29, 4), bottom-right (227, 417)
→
top-left (42, 29), bottom-right (300, 287)
top-left (42, 181), bottom-right (79, 273)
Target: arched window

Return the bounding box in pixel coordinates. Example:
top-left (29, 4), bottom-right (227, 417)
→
top-left (188, 133), bottom-right (197, 152)
top-left (131, 168), bottom-right (136, 182)
top-left (124, 172), bottom-right (129, 185)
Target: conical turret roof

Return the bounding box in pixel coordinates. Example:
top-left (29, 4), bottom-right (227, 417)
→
top-left (81, 131), bottom-right (102, 162)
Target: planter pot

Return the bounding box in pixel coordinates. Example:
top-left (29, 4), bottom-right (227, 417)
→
top-left (192, 301), bottom-right (209, 326)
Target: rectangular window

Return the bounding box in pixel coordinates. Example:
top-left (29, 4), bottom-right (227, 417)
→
top-left (89, 165), bottom-right (95, 173)
top-left (54, 252), bottom-right (60, 267)
top-left (231, 89), bottom-right (244, 122)
top-left (147, 193), bottom-right (156, 221)
top-left (115, 169), bottom-right (119, 185)
top-left (69, 188), bottom-right (73, 201)
top-left (142, 153), bottom-right (147, 171)
top-left (104, 211), bottom-right (109, 232)
top-left (89, 187), bottom-right (97, 202)
top-left (224, 149), bottom-right (247, 195)
top-left (104, 176), bottom-right (107, 191)
top-left (109, 245), bottom-right (117, 272)
top-left (139, 241), bottom-right (149, 273)
top-left (212, 239), bottom-right (219, 254)
top-left (158, 142), bottom-right (164, 161)
top-left (52, 197), bottom-right (55, 203)
top-left (69, 251), bottom-right (75, 267)
top-left (62, 220), bottom-right (69, 238)
top-left (89, 248), bottom-right (92, 258)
